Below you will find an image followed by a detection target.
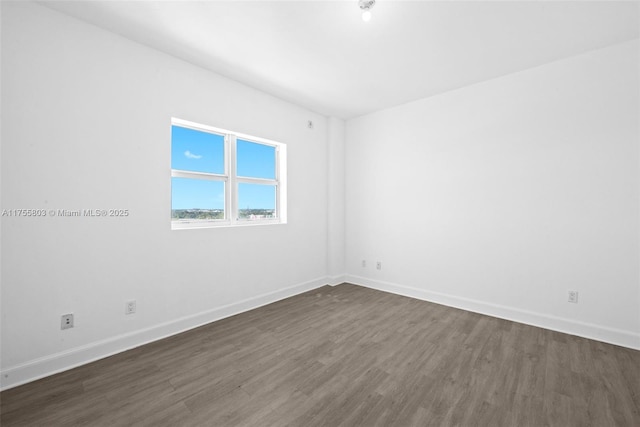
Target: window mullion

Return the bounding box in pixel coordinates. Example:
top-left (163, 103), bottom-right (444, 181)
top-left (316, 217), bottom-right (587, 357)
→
top-left (171, 170), bottom-right (227, 181)
top-left (275, 145), bottom-right (280, 219)
top-left (228, 134), bottom-right (238, 223)
top-left (236, 177), bottom-right (278, 185)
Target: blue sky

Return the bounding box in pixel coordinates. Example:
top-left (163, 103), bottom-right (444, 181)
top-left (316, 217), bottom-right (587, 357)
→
top-left (171, 178), bottom-right (224, 210)
top-left (171, 126), bottom-right (276, 211)
top-left (237, 139), bottom-right (275, 179)
top-left (171, 126), bottom-right (224, 174)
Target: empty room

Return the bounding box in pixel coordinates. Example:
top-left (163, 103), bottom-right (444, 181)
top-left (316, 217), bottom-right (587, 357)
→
top-left (1, 0), bottom-right (639, 426)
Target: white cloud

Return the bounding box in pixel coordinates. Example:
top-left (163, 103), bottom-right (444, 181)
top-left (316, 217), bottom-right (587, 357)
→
top-left (184, 150), bottom-right (202, 159)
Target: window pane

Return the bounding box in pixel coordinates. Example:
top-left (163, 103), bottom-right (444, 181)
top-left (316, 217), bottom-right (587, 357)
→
top-left (171, 125), bottom-right (224, 174)
top-left (238, 183), bottom-right (276, 219)
top-left (172, 177), bottom-right (224, 220)
top-left (237, 139), bottom-right (275, 179)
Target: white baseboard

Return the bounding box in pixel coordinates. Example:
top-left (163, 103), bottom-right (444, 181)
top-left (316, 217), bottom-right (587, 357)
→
top-left (327, 274), bottom-right (348, 286)
top-left (5, 275), bottom-right (636, 391)
top-left (346, 274), bottom-right (640, 351)
top-left (0, 277), bottom-right (329, 391)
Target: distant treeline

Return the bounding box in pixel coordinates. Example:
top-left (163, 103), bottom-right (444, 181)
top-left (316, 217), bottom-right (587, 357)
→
top-left (172, 209), bottom-right (275, 220)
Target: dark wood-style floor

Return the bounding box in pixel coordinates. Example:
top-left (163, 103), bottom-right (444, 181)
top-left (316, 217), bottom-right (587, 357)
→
top-left (2, 284), bottom-right (639, 426)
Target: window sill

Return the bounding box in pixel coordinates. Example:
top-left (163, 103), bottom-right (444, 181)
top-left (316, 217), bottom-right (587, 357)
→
top-left (171, 219), bottom-right (286, 230)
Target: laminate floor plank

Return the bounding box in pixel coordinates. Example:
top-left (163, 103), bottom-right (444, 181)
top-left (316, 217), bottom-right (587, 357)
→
top-left (616, 348), bottom-right (640, 411)
top-left (2, 283), bottom-right (639, 426)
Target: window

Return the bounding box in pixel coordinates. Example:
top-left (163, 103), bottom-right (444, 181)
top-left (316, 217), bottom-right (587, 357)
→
top-left (171, 118), bottom-right (286, 229)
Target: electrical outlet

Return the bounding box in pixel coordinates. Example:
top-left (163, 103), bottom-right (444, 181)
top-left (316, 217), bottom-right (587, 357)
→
top-left (125, 300), bottom-right (136, 315)
top-left (568, 291), bottom-right (579, 304)
top-left (362, 260), bottom-right (366, 267)
top-left (61, 313), bottom-right (74, 330)
top-left (376, 261), bottom-right (382, 270)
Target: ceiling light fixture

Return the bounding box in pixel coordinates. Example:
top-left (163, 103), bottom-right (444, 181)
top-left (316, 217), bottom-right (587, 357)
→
top-left (359, 0), bottom-right (375, 22)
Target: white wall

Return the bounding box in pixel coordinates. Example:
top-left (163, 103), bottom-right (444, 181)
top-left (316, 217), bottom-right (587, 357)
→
top-left (1, 1), bottom-right (330, 389)
top-left (346, 40), bottom-right (640, 349)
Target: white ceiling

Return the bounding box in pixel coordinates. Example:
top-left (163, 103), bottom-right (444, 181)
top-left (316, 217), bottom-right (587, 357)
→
top-left (42, 1), bottom-right (639, 119)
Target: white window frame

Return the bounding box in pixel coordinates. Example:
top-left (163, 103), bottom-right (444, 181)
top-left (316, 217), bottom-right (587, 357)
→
top-left (171, 117), bottom-right (287, 230)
